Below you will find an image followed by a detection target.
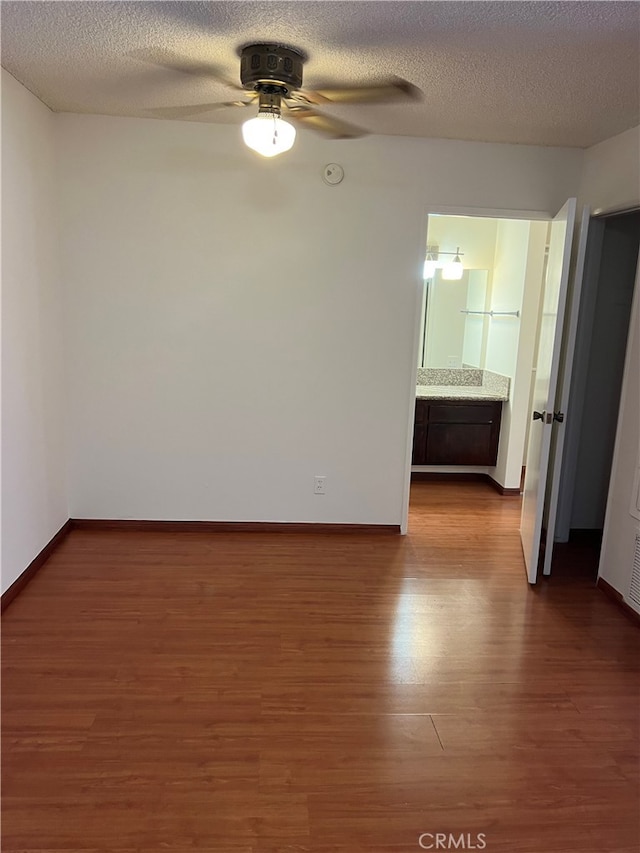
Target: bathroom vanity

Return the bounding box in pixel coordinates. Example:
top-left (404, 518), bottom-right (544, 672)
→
top-left (412, 399), bottom-right (503, 465)
top-left (412, 369), bottom-right (508, 466)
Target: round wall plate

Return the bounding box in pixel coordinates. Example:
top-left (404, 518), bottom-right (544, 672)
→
top-left (322, 163), bottom-right (344, 185)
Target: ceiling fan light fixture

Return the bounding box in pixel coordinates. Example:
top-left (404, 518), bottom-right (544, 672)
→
top-left (137, 43), bottom-right (421, 150)
top-left (242, 112), bottom-right (296, 157)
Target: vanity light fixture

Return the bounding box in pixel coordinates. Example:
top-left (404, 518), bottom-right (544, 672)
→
top-left (424, 246), bottom-right (465, 280)
top-left (423, 249), bottom-right (438, 279)
top-left (442, 247), bottom-right (464, 281)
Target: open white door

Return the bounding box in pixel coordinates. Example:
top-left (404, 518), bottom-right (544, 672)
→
top-left (520, 198), bottom-right (577, 583)
top-left (542, 207), bottom-right (591, 575)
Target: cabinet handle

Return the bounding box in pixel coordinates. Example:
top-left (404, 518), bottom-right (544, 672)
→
top-left (533, 410), bottom-right (545, 421)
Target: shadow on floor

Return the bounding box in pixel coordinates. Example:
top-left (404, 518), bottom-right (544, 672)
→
top-left (546, 530), bottom-right (602, 581)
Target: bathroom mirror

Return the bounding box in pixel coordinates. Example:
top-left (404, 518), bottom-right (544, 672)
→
top-left (418, 269), bottom-right (490, 369)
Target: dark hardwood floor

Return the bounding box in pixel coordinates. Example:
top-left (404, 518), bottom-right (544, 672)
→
top-left (2, 482), bottom-right (638, 852)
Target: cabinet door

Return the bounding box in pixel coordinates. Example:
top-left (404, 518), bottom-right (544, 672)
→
top-left (412, 423), bottom-right (428, 464)
top-left (412, 401), bottom-right (429, 464)
top-left (426, 423), bottom-right (497, 465)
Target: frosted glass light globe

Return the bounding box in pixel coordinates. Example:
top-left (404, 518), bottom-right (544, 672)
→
top-left (442, 260), bottom-right (463, 280)
top-left (423, 258), bottom-right (437, 279)
top-left (442, 252), bottom-right (464, 280)
top-left (242, 114), bottom-right (296, 157)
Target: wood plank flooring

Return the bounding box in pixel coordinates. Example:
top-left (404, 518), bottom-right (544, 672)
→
top-left (2, 482), bottom-right (639, 852)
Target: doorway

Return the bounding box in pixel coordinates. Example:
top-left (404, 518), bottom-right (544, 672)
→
top-left (408, 211), bottom-right (549, 523)
top-left (553, 209), bottom-right (640, 576)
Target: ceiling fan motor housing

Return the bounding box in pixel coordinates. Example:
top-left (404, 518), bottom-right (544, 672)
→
top-left (239, 44), bottom-right (305, 94)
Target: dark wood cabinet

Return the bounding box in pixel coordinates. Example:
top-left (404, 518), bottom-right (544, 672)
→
top-left (412, 422), bottom-right (428, 463)
top-left (412, 400), bottom-right (502, 466)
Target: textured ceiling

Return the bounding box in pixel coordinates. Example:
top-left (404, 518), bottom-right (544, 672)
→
top-left (1, 1), bottom-right (639, 147)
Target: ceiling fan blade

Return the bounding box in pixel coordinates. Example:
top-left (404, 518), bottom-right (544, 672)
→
top-left (285, 105), bottom-right (368, 139)
top-left (298, 78), bottom-right (422, 105)
top-left (144, 99), bottom-right (256, 120)
top-left (130, 48), bottom-right (244, 91)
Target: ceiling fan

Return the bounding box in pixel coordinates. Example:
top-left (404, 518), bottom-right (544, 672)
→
top-left (140, 43), bottom-right (422, 157)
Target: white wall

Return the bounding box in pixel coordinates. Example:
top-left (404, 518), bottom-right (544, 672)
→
top-left (485, 220), bottom-right (530, 377)
top-left (1, 70), bottom-right (68, 593)
top-left (462, 270), bottom-right (489, 367)
top-left (577, 124), bottom-right (640, 595)
top-left (579, 126), bottom-right (640, 215)
top-left (489, 221), bottom-right (548, 489)
top-left (56, 114), bottom-right (583, 525)
top-left (425, 270), bottom-right (468, 368)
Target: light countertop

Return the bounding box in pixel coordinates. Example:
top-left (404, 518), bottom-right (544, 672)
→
top-left (416, 385), bottom-right (508, 401)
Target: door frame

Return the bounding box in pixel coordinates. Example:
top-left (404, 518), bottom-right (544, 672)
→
top-left (401, 204), bottom-right (556, 535)
top-left (554, 214), bottom-right (606, 541)
top-left (598, 263), bottom-right (640, 594)
top-left (554, 205), bottom-right (640, 548)
top-left (542, 205), bottom-right (591, 573)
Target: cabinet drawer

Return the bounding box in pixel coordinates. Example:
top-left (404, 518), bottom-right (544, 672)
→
top-left (428, 403), bottom-right (499, 424)
top-left (426, 423), bottom-right (498, 466)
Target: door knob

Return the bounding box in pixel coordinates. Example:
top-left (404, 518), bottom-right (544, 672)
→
top-left (533, 410), bottom-right (546, 421)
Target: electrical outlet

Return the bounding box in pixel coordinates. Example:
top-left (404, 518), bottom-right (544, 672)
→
top-left (314, 476), bottom-right (326, 495)
top-left (447, 356), bottom-right (459, 368)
